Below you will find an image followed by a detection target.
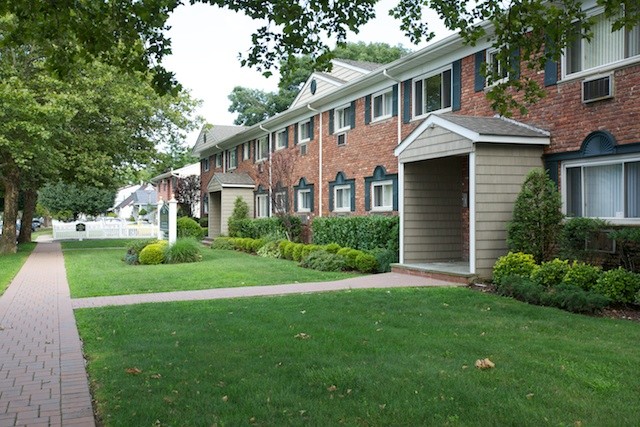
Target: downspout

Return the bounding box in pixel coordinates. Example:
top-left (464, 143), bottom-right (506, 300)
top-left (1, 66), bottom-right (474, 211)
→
top-left (307, 104), bottom-right (322, 217)
top-left (259, 125), bottom-right (272, 217)
top-left (383, 69), bottom-right (402, 145)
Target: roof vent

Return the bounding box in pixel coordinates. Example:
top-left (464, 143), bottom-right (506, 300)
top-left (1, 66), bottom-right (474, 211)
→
top-left (582, 74), bottom-right (613, 103)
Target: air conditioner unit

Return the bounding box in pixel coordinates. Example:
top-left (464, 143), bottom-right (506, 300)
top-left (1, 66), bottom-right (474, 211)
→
top-left (337, 132), bottom-right (347, 146)
top-left (582, 74), bottom-right (613, 103)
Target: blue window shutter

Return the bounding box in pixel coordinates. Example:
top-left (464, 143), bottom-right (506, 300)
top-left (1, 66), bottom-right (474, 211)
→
top-left (309, 184), bottom-right (315, 213)
top-left (402, 79), bottom-right (411, 123)
top-left (293, 187), bottom-right (298, 212)
top-left (310, 116), bottom-right (314, 140)
top-left (364, 179), bottom-right (371, 211)
top-left (392, 85), bottom-right (399, 117)
top-left (350, 101), bottom-right (356, 129)
top-left (350, 182), bottom-right (356, 212)
top-left (509, 47), bottom-right (521, 80)
top-left (294, 123), bottom-right (298, 144)
top-left (271, 132), bottom-right (275, 152)
top-left (474, 50), bottom-right (485, 92)
top-left (364, 95), bottom-right (371, 124)
top-left (328, 109), bottom-right (334, 134)
top-left (328, 183), bottom-right (334, 211)
top-left (253, 140), bottom-right (257, 163)
top-left (544, 41), bottom-right (558, 86)
top-left (392, 175), bottom-right (399, 211)
top-left (452, 60), bottom-right (462, 111)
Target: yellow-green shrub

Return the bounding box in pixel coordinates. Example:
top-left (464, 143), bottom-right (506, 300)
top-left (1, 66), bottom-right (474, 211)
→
top-left (493, 252), bottom-right (538, 285)
top-left (139, 243), bottom-right (166, 265)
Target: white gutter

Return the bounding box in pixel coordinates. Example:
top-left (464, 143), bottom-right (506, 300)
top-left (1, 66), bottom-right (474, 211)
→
top-left (307, 104), bottom-right (322, 217)
top-left (259, 125), bottom-right (272, 217)
top-left (383, 69), bottom-right (402, 146)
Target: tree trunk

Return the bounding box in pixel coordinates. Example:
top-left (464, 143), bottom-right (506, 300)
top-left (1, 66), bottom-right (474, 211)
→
top-left (18, 189), bottom-right (37, 243)
top-left (0, 170), bottom-right (20, 254)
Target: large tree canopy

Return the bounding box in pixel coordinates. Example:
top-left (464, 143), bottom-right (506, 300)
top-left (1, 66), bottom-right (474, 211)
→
top-left (39, 182), bottom-right (117, 221)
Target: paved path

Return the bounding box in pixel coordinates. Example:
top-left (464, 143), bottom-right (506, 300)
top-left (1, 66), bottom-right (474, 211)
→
top-left (0, 240), bottom-right (460, 426)
top-left (0, 242), bottom-right (94, 427)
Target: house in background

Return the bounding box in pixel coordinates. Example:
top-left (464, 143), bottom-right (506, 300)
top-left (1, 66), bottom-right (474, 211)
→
top-left (193, 1), bottom-right (640, 280)
top-left (150, 162), bottom-right (202, 218)
top-left (113, 183), bottom-right (157, 222)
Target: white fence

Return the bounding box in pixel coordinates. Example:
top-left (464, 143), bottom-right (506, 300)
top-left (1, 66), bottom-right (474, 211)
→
top-left (52, 220), bottom-right (157, 240)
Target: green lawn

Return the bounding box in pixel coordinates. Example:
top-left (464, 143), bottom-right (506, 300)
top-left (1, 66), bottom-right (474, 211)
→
top-left (61, 239), bottom-right (131, 249)
top-left (75, 287), bottom-right (640, 427)
top-left (0, 243), bottom-right (36, 295)
top-left (65, 247), bottom-right (359, 298)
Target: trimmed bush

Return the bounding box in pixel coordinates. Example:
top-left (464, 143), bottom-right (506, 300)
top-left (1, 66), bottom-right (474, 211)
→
top-left (496, 275), bottom-right (544, 306)
top-left (165, 238), bottom-right (202, 264)
top-left (251, 238), bottom-right (266, 253)
top-left (292, 243), bottom-right (305, 262)
top-left (531, 259), bottom-right (570, 289)
top-left (229, 216), bottom-right (302, 240)
top-left (492, 252), bottom-right (538, 286)
top-left (139, 243), bottom-right (166, 265)
top-left (177, 217), bottom-right (205, 240)
top-left (211, 237), bottom-right (234, 250)
top-left (199, 216), bottom-right (208, 228)
top-left (324, 243), bottom-right (341, 254)
top-left (367, 247), bottom-right (397, 273)
top-left (283, 241), bottom-right (296, 260)
top-left (593, 267), bottom-right (640, 303)
top-left (609, 227), bottom-right (640, 273)
top-left (300, 251), bottom-right (347, 272)
top-left (257, 241), bottom-right (282, 258)
top-left (562, 261), bottom-right (602, 291)
top-left (559, 217), bottom-right (609, 263)
top-left (124, 239), bottom-right (160, 264)
top-left (355, 253), bottom-right (378, 273)
top-left (312, 216), bottom-right (399, 251)
top-left (542, 285), bottom-right (610, 314)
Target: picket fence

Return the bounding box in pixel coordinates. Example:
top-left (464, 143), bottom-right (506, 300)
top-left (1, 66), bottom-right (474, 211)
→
top-left (52, 220), bottom-right (156, 240)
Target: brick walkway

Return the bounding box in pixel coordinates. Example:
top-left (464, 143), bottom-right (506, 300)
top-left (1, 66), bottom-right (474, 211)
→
top-left (0, 242), bottom-right (94, 427)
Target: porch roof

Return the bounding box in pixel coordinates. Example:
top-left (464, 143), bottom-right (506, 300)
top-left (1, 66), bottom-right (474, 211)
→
top-left (207, 172), bottom-right (255, 192)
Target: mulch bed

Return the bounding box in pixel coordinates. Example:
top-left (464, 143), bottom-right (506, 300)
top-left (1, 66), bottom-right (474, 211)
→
top-left (468, 283), bottom-right (640, 323)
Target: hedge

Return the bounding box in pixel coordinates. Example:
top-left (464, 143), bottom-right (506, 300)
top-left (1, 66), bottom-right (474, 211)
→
top-left (228, 216), bottom-right (302, 241)
top-left (312, 216), bottom-right (399, 251)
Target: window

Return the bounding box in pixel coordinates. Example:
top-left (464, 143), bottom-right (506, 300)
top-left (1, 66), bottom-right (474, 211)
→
top-left (215, 153), bottom-right (222, 168)
top-left (334, 104), bottom-right (351, 132)
top-left (202, 158), bottom-right (210, 172)
top-left (202, 194), bottom-right (209, 214)
top-left (337, 132), bottom-right (347, 146)
top-left (227, 148), bottom-right (237, 170)
top-left (256, 137), bottom-right (268, 161)
top-left (298, 120), bottom-right (311, 143)
top-left (334, 185), bottom-right (352, 212)
top-left (243, 142), bottom-right (250, 160)
top-left (276, 129), bottom-right (287, 150)
top-left (256, 194), bottom-right (269, 218)
top-left (486, 49), bottom-right (509, 85)
top-left (564, 157), bottom-right (640, 219)
top-left (274, 190), bottom-right (287, 214)
top-left (372, 180), bottom-right (393, 211)
top-left (565, 10), bottom-right (640, 76)
top-left (297, 189), bottom-right (311, 212)
top-left (414, 68), bottom-right (452, 117)
top-left (372, 89), bottom-right (393, 121)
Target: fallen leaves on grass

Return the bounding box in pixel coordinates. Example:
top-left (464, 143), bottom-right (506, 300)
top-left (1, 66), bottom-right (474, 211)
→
top-left (474, 358), bottom-right (495, 369)
top-left (125, 367), bottom-right (143, 375)
top-left (294, 332), bottom-right (310, 340)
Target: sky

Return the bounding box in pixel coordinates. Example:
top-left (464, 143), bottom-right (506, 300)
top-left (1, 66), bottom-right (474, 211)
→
top-left (162, 0), bottom-right (451, 147)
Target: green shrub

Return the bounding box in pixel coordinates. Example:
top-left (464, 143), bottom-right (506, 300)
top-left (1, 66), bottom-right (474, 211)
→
top-left (251, 238), bottom-right (266, 253)
top-left (496, 275), bottom-right (544, 305)
top-left (229, 216), bottom-right (302, 240)
top-left (300, 244), bottom-right (323, 260)
top-left (139, 243), bottom-right (166, 265)
top-left (211, 237), bottom-right (234, 250)
top-left (559, 217), bottom-right (609, 262)
top-left (165, 238), bottom-right (202, 264)
top-left (283, 241), bottom-right (296, 260)
top-left (367, 247), bottom-right (397, 273)
top-left (312, 216), bottom-right (399, 251)
top-left (609, 227), bottom-right (640, 273)
top-left (199, 216), bottom-right (208, 228)
top-left (562, 261), bottom-right (602, 291)
top-left (345, 249), bottom-right (365, 270)
top-left (492, 252), bottom-right (538, 286)
top-left (531, 259), bottom-right (570, 289)
top-left (257, 240), bottom-right (282, 258)
top-left (300, 251), bottom-right (347, 272)
top-left (542, 284), bottom-right (610, 314)
top-left (506, 169), bottom-right (563, 262)
top-left (593, 267), bottom-right (640, 303)
top-left (636, 289), bottom-right (640, 305)
top-left (324, 243), bottom-right (341, 254)
top-left (355, 253), bottom-right (378, 273)
top-left (177, 217), bottom-right (205, 240)
top-left (292, 243), bottom-right (305, 262)
top-left (124, 239), bottom-right (160, 265)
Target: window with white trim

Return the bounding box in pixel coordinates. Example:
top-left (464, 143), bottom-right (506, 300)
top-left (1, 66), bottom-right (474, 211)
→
top-left (565, 10), bottom-right (640, 76)
top-left (372, 89), bottom-right (393, 121)
top-left (215, 153), bottom-right (222, 168)
top-left (243, 142), bottom-right (250, 160)
top-left (202, 158), bottom-right (210, 172)
top-left (297, 188), bottom-right (311, 212)
top-left (274, 190), bottom-right (287, 214)
top-left (256, 137), bottom-right (268, 161)
top-left (256, 194), bottom-right (269, 218)
top-left (276, 129), bottom-right (287, 150)
top-left (334, 185), bottom-right (352, 212)
top-left (227, 148), bottom-right (237, 170)
top-left (414, 68), bottom-right (452, 117)
top-left (564, 156), bottom-right (640, 219)
top-left (298, 120), bottom-right (311, 143)
top-left (486, 49), bottom-right (509, 85)
top-left (371, 180), bottom-right (393, 211)
top-left (334, 104), bottom-right (351, 132)
top-left (202, 194), bottom-right (209, 214)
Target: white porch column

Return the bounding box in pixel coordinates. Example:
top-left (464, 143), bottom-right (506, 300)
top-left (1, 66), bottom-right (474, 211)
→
top-left (398, 161), bottom-right (405, 264)
top-left (168, 198), bottom-right (178, 244)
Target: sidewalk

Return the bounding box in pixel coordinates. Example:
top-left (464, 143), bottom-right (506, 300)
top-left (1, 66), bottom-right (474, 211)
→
top-left (0, 242), bottom-right (94, 427)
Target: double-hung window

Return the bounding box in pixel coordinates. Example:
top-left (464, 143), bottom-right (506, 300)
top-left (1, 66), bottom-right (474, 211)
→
top-left (274, 190), bottom-right (287, 214)
top-left (227, 148), bottom-right (237, 170)
top-left (414, 68), bottom-right (452, 117)
top-left (256, 137), bottom-right (268, 161)
top-left (243, 142), bottom-right (250, 160)
top-left (298, 120), bottom-right (311, 144)
top-left (372, 89), bottom-right (393, 121)
top-left (256, 194), bottom-right (269, 218)
top-left (202, 158), bottom-right (210, 172)
top-left (565, 10), bottom-right (640, 77)
top-left (202, 194), bottom-right (209, 214)
top-left (564, 156), bottom-right (640, 220)
top-left (371, 180), bottom-right (393, 211)
top-left (334, 104), bottom-right (351, 132)
top-left (486, 49), bottom-right (509, 85)
top-left (297, 189), bottom-right (311, 212)
top-left (275, 129), bottom-right (287, 150)
top-left (334, 185), bottom-right (352, 212)
top-left (215, 153), bottom-right (222, 168)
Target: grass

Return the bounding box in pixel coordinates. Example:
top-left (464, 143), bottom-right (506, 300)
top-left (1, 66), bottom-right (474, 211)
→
top-left (65, 247), bottom-right (359, 298)
top-left (75, 287), bottom-right (640, 427)
top-left (0, 243), bottom-right (36, 294)
top-left (31, 227), bottom-right (52, 240)
top-left (61, 239), bottom-right (132, 249)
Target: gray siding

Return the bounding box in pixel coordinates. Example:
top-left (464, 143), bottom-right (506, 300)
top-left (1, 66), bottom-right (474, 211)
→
top-left (399, 126), bottom-right (473, 164)
top-left (403, 157), bottom-right (464, 263)
top-left (330, 64), bottom-right (366, 82)
top-left (208, 188), bottom-right (255, 238)
top-left (209, 192), bottom-right (222, 238)
top-left (474, 144), bottom-right (544, 277)
top-left (294, 79), bottom-right (338, 107)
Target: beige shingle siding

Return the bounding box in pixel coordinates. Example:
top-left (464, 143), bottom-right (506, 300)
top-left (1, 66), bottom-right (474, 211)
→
top-left (398, 126), bottom-right (473, 163)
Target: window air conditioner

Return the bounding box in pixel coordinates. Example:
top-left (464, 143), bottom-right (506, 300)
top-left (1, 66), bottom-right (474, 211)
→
top-left (582, 74), bottom-right (613, 103)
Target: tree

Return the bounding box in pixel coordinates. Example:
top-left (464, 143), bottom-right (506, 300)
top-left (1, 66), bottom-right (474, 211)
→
top-left (507, 169), bottom-right (564, 263)
top-left (174, 175), bottom-right (201, 218)
top-left (261, 149), bottom-right (298, 240)
top-left (39, 182), bottom-right (116, 220)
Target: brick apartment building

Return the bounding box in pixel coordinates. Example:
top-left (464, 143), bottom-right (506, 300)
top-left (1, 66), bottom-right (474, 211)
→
top-left (193, 2), bottom-right (640, 279)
